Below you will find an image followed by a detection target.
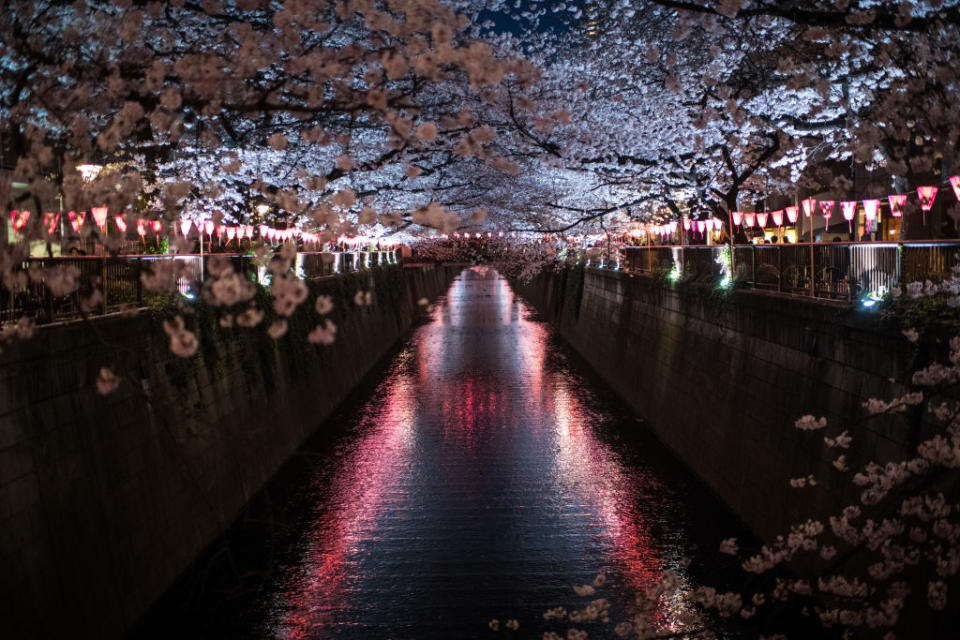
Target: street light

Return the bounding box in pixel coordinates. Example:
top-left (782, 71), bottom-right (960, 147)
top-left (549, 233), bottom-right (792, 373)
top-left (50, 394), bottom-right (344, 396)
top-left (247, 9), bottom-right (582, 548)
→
top-left (77, 164), bottom-right (104, 182)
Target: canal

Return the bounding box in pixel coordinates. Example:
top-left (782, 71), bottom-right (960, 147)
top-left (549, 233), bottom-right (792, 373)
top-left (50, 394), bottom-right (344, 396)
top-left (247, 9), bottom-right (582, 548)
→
top-left (134, 267), bottom-right (749, 639)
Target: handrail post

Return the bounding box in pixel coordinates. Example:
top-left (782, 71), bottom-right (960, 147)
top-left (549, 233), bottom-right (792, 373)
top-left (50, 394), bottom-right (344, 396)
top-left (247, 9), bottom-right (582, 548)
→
top-left (136, 257), bottom-right (142, 307)
top-left (777, 245), bottom-right (782, 293)
top-left (102, 256), bottom-right (108, 315)
top-left (848, 245), bottom-right (853, 302)
top-left (809, 242), bottom-right (815, 298)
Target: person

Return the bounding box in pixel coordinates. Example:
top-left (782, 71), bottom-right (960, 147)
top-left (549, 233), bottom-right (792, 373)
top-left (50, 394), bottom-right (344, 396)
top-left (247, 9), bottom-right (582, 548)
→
top-left (770, 236), bottom-right (779, 244)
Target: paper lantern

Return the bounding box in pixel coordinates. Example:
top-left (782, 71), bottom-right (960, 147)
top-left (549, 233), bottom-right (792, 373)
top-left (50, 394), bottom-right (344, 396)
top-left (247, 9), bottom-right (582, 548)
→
top-left (683, 218), bottom-right (691, 231)
top-left (888, 194), bottom-right (907, 217)
top-left (151, 220), bottom-right (163, 233)
top-left (841, 201), bottom-right (857, 232)
top-left (757, 212), bottom-right (769, 228)
top-left (91, 206), bottom-right (108, 230)
top-left (67, 210), bottom-right (85, 232)
top-left (713, 217), bottom-right (722, 230)
top-left (43, 212), bottom-right (59, 235)
top-left (114, 215), bottom-right (127, 233)
top-left (696, 220), bottom-right (706, 234)
top-left (705, 219), bottom-right (715, 232)
top-left (732, 211), bottom-right (743, 226)
top-left (179, 219), bottom-right (192, 236)
top-left (10, 210), bottom-right (30, 232)
top-left (801, 199), bottom-right (817, 217)
top-left (204, 220), bottom-right (214, 236)
top-left (771, 210), bottom-right (783, 226)
top-left (137, 219), bottom-right (146, 238)
top-left (785, 206), bottom-right (799, 224)
top-left (226, 226), bottom-right (236, 241)
top-left (820, 200), bottom-right (835, 224)
top-left (862, 199), bottom-right (880, 221)
top-left (917, 186), bottom-right (938, 211)
top-left (744, 212), bottom-right (756, 227)
top-left (951, 176), bottom-right (960, 201)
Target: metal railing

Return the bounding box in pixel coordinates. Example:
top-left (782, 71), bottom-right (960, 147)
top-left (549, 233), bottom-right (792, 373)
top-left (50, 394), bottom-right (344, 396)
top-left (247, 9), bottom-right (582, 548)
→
top-left (621, 241), bottom-right (960, 302)
top-left (1, 249), bottom-right (400, 325)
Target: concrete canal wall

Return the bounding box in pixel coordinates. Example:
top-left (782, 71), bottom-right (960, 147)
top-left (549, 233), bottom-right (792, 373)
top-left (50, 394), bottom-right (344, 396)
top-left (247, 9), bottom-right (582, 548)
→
top-left (517, 267), bottom-right (933, 540)
top-left (0, 264), bottom-right (457, 639)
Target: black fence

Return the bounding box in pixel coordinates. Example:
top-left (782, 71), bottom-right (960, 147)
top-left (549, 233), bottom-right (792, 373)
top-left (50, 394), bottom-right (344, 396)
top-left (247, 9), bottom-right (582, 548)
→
top-left (622, 242), bottom-right (960, 301)
top-left (0, 250), bottom-right (400, 325)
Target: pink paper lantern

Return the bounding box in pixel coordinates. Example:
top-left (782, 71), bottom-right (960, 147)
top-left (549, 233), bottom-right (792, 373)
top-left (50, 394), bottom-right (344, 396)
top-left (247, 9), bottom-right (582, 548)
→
top-left (683, 218), bottom-right (691, 231)
top-left (226, 226), bottom-right (237, 241)
top-left (67, 210), bottom-right (85, 233)
top-left (820, 200), bottom-right (835, 225)
top-left (91, 206), bottom-right (109, 231)
top-left (917, 186), bottom-right (938, 212)
top-left (951, 176), bottom-right (960, 201)
top-left (744, 212), bottom-right (756, 227)
top-left (785, 206), bottom-right (799, 224)
top-left (841, 201), bottom-right (857, 232)
top-left (151, 220), bottom-right (163, 233)
top-left (204, 220), bottom-right (214, 236)
top-left (43, 212), bottom-right (59, 235)
top-left (114, 215), bottom-right (127, 233)
top-left (801, 199), bottom-right (817, 217)
top-left (10, 210), bottom-right (30, 232)
top-left (756, 212), bottom-right (769, 228)
top-left (180, 219), bottom-right (193, 236)
top-left (137, 219), bottom-right (146, 238)
top-left (732, 211), bottom-right (742, 226)
top-left (888, 194), bottom-right (907, 217)
top-left (771, 210), bottom-right (783, 226)
top-left (862, 199), bottom-right (880, 221)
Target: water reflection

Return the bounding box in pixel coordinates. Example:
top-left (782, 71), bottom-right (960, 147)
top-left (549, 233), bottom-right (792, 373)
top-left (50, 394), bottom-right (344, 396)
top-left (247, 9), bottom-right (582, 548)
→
top-left (261, 267), bottom-right (721, 639)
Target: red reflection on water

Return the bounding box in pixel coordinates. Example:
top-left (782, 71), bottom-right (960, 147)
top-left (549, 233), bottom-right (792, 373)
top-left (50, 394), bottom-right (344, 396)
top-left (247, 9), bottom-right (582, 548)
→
top-left (271, 371), bottom-right (418, 639)
top-left (268, 269), bottom-right (686, 638)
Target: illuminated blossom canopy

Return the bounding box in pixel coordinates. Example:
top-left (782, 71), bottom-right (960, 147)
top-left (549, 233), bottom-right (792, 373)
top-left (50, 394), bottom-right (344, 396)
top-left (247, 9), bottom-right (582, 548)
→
top-left (1, 0), bottom-right (958, 236)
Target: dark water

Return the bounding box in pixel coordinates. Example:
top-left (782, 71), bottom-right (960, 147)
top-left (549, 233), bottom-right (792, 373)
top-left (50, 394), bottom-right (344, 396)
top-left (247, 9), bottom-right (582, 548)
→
top-left (135, 267), bottom-right (748, 639)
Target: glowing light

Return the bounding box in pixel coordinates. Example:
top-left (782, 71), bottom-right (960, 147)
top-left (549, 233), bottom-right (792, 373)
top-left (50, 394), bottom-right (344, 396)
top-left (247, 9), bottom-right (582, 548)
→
top-left (820, 200), bottom-right (835, 224)
top-left (862, 199), bottom-right (880, 221)
top-left (180, 219), bottom-right (193, 236)
top-left (732, 211), bottom-right (742, 226)
top-left (67, 210), bottom-right (85, 233)
top-left (801, 199), bottom-right (817, 217)
top-left (151, 220), bottom-right (163, 233)
top-left (204, 220), bottom-right (215, 235)
top-left (114, 215), bottom-right (127, 233)
top-left (785, 206), bottom-right (799, 224)
top-left (43, 212), bottom-right (59, 235)
top-left (137, 219), bottom-right (146, 237)
top-left (841, 201), bottom-right (857, 232)
top-left (756, 212), bottom-right (768, 227)
top-left (682, 218), bottom-right (691, 231)
top-left (951, 176), bottom-right (960, 201)
top-left (744, 212), bottom-right (756, 227)
top-left (771, 210), bottom-right (783, 226)
top-left (888, 194), bottom-right (907, 217)
top-left (91, 206), bottom-right (108, 230)
top-left (917, 186), bottom-right (937, 212)
top-left (76, 163), bottom-right (103, 181)
top-left (10, 210), bottom-right (30, 232)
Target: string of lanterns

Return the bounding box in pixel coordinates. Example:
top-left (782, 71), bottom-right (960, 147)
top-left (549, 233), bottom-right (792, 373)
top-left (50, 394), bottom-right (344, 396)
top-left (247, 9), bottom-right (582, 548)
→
top-left (731, 180), bottom-right (958, 234)
top-left (6, 208), bottom-right (401, 249)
